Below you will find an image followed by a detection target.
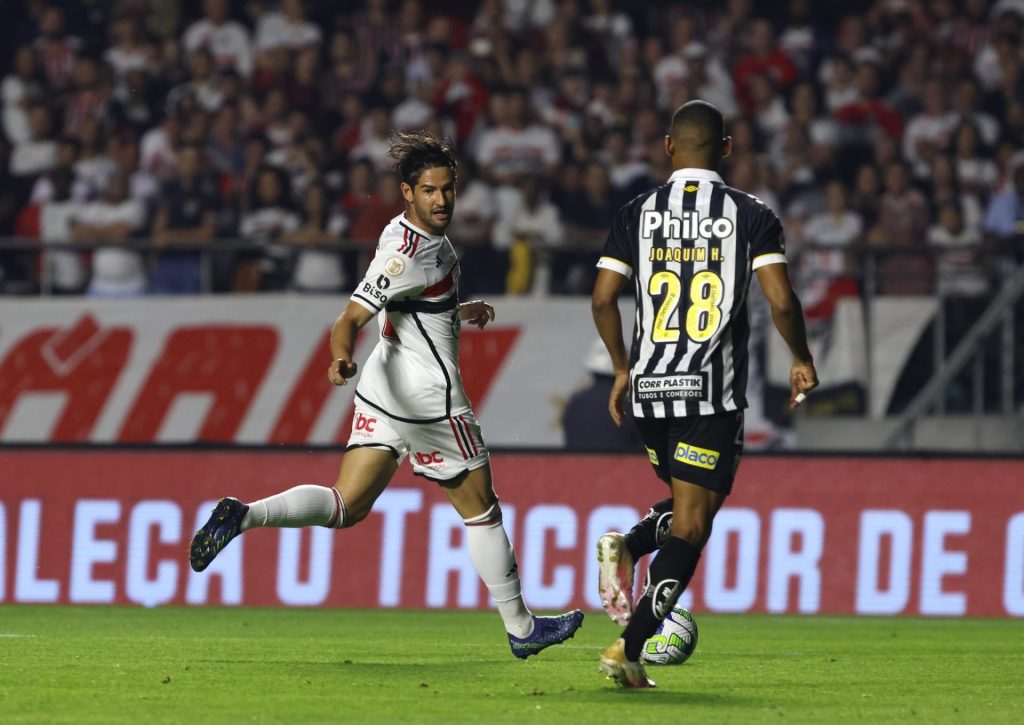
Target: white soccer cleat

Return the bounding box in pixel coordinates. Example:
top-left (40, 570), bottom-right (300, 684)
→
top-left (597, 532), bottom-right (635, 626)
top-left (599, 638), bottom-right (655, 689)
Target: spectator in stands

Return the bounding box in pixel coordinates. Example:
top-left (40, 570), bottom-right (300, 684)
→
top-left (929, 201), bottom-right (989, 299)
top-left (148, 143), bottom-right (220, 294)
top-left (72, 171), bottom-right (147, 298)
top-left (734, 17), bottom-right (798, 115)
top-left (284, 181), bottom-right (347, 293)
top-left (38, 167), bottom-right (87, 294)
top-left (903, 78), bottom-right (958, 179)
top-left (346, 168), bottom-right (404, 256)
top-left (681, 42), bottom-right (740, 121)
top-left (30, 136), bottom-right (88, 204)
top-left (350, 106), bottom-right (393, 172)
top-left (951, 77), bottom-right (999, 147)
top-left (33, 5), bottom-right (81, 94)
top-left (140, 110), bottom-right (181, 183)
top-left (103, 12), bottom-right (156, 80)
top-left (182, 0), bottom-right (253, 78)
top-left (984, 163), bottom-right (1024, 242)
top-left (237, 164), bottom-right (300, 291)
top-left (2, 46), bottom-right (42, 148)
top-left (875, 160), bottom-right (932, 294)
top-left (930, 153), bottom-right (983, 234)
top-left (9, 104), bottom-right (57, 180)
top-left (474, 86), bottom-right (561, 184)
top-left (493, 173), bottom-right (563, 294)
top-left (447, 159), bottom-right (502, 296)
top-left (953, 122), bottom-right (999, 197)
top-left (62, 57), bottom-right (110, 137)
top-left (167, 48), bottom-right (224, 115)
top-left (73, 118), bottom-right (116, 196)
top-left (255, 0), bottom-right (322, 54)
top-left (798, 179), bottom-right (863, 313)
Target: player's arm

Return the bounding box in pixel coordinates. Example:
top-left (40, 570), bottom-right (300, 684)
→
top-left (592, 267), bottom-right (631, 426)
top-left (328, 301), bottom-right (375, 386)
top-left (755, 262), bottom-right (818, 408)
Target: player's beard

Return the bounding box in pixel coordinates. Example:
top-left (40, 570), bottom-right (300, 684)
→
top-left (413, 198), bottom-right (453, 235)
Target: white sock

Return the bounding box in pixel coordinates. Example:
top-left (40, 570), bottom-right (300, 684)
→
top-left (464, 503), bottom-right (534, 638)
top-left (241, 485), bottom-right (346, 531)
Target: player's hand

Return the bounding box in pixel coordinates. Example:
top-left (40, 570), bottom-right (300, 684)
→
top-left (328, 358), bottom-right (358, 386)
top-left (459, 300), bottom-right (495, 329)
top-left (789, 359), bottom-right (818, 409)
top-left (608, 371), bottom-right (629, 427)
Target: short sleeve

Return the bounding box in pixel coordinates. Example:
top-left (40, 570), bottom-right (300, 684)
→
top-left (350, 246), bottom-right (427, 313)
top-left (749, 205), bottom-right (788, 271)
top-left (595, 203), bottom-right (634, 279)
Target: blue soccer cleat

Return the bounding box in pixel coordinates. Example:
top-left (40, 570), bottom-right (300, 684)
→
top-left (189, 497), bottom-right (249, 572)
top-left (508, 610), bottom-right (584, 659)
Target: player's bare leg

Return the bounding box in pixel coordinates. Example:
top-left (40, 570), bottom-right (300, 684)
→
top-left (441, 464), bottom-right (584, 658)
top-left (189, 448), bottom-right (397, 572)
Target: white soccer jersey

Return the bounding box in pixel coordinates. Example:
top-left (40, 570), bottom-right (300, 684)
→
top-left (349, 214), bottom-right (468, 423)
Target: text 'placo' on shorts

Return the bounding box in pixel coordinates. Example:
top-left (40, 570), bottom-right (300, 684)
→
top-left (632, 410), bottom-right (745, 495)
top-left (346, 402), bottom-right (490, 481)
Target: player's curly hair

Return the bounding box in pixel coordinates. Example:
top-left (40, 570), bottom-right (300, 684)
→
top-left (387, 130), bottom-right (458, 187)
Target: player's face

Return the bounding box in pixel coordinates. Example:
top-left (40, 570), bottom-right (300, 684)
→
top-left (403, 166), bottom-right (456, 235)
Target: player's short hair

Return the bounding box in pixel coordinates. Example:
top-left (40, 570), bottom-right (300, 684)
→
top-left (388, 130), bottom-right (457, 187)
top-left (669, 100), bottom-right (726, 157)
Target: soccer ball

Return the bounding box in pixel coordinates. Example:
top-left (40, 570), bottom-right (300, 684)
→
top-left (641, 606), bottom-right (698, 665)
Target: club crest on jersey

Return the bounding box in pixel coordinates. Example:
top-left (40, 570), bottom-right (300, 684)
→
top-left (384, 256), bottom-right (407, 276)
top-left (674, 442), bottom-right (719, 470)
top-left (641, 210), bottom-right (734, 241)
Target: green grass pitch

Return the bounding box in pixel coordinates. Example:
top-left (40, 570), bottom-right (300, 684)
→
top-left (1, 606), bottom-right (1022, 724)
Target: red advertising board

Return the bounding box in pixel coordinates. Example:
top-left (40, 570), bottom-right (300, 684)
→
top-left (1, 449), bottom-right (1022, 617)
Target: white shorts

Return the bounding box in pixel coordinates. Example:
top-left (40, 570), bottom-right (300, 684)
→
top-left (346, 403), bottom-right (490, 481)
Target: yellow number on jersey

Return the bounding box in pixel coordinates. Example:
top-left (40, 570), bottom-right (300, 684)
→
top-left (649, 271), bottom-right (682, 342)
top-left (685, 270), bottom-right (724, 342)
top-left (648, 270), bottom-right (724, 344)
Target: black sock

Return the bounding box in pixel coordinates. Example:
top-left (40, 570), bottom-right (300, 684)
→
top-left (624, 498), bottom-right (673, 562)
top-left (622, 536), bottom-right (701, 661)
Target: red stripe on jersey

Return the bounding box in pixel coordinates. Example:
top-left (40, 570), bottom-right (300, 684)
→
top-left (449, 418), bottom-right (469, 459)
top-left (458, 415), bottom-right (478, 456)
top-left (408, 233), bottom-right (420, 258)
top-left (421, 268), bottom-right (455, 297)
top-left (398, 228), bottom-right (409, 254)
top-left (382, 318), bottom-right (400, 341)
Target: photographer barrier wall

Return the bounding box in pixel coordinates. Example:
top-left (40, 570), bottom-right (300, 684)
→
top-left (2, 448), bottom-right (1021, 617)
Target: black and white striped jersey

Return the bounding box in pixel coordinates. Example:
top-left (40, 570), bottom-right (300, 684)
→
top-left (597, 167), bottom-right (787, 418)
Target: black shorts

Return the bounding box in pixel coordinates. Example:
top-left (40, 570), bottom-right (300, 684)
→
top-left (632, 411), bottom-right (744, 495)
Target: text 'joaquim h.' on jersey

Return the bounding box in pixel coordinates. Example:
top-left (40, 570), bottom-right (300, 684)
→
top-left (597, 168), bottom-right (787, 419)
top-left (349, 214), bottom-right (470, 423)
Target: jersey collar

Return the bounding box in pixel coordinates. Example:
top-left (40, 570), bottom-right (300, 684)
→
top-left (668, 168), bottom-right (724, 184)
top-left (396, 213), bottom-right (444, 241)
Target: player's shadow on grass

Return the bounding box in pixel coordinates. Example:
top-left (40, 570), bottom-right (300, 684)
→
top-left (592, 690), bottom-right (759, 706)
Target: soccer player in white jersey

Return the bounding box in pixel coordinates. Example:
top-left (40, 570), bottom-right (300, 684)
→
top-left (591, 101), bottom-right (818, 687)
top-left (190, 130), bottom-right (583, 658)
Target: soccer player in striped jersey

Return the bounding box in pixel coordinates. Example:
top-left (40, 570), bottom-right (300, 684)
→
top-left (591, 100), bottom-right (818, 687)
top-left (189, 130), bottom-right (583, 658)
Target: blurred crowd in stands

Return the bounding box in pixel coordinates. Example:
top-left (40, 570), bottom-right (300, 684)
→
top-left (1, 0), bottom-right (1022, 302)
